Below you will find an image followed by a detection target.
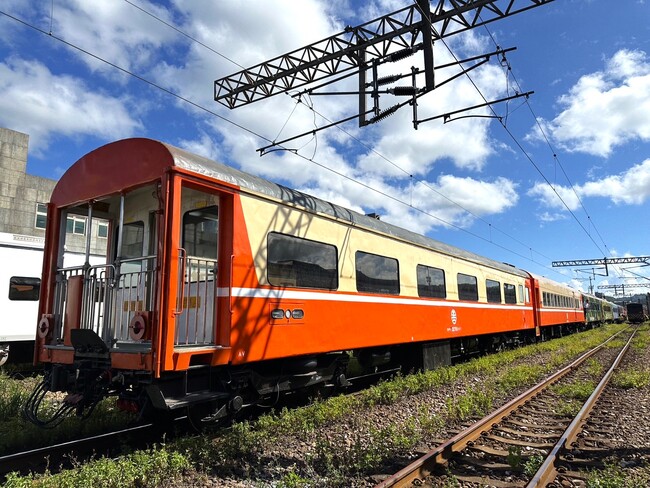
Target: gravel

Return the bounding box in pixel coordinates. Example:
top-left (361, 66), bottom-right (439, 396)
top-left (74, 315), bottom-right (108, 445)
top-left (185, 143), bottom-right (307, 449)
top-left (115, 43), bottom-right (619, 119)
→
top-left (178, 327), bottom-right (650, 487)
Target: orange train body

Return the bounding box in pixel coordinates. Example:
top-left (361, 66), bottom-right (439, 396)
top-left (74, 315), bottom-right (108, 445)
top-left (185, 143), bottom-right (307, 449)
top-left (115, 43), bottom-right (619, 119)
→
top-left (27, 138), bottom-right (604, 424)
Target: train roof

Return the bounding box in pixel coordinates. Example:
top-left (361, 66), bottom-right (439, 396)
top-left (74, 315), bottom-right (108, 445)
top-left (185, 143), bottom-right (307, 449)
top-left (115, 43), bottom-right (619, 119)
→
top-left (53, 138), bottom-right (530, 278)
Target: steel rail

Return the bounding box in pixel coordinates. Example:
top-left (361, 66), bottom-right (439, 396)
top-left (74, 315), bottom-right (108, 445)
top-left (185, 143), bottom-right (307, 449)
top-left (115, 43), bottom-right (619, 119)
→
top-left (0, 423), bottom-right (154, 476)
top-left (526, 327), bottom-right (637, 487)
top-left (375, 327), bottom-right (629, 488)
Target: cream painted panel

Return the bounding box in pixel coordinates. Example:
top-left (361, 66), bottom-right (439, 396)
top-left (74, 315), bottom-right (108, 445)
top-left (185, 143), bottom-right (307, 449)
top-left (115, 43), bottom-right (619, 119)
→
top-left (240, 194), bottom-right (529, 300)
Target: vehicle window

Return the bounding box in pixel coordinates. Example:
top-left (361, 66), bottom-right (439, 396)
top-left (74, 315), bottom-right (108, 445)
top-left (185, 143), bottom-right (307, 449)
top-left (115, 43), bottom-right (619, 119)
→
top-left (183, 206), bottom-right (218, 260)
top-left (504, 283), bottom-right (517, 304)
top-left (355, 251), bottom-right (399, 295)
top-left (417, 265), bottom-right (446, 298)
top-left (486, 279), bottom-right (501, 303)
top-left (268, 233), bottom-right (338, 290)
top-left (457, 273), bottom-right (478, 301)
top-left (8, 276), bottom-right (40, 301)
top-left (122, 221), bottom-right (145, 259)
top-left (517, 284), bottom-right (524, 303)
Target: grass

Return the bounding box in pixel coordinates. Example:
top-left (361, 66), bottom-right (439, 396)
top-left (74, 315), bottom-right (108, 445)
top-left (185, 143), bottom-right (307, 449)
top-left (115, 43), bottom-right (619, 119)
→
top-left (551, 379), bottom-right (596, 402)
top-left (3, 447), bottom-right (189, 488)
top-left (584, 461), bottom-right (650, 487)
top-left (5, 323), bottom-right (634, 486)
top-left (0, 372), bottom-right (135, 456)
top-left (611, 369), bottom-right (650, 389)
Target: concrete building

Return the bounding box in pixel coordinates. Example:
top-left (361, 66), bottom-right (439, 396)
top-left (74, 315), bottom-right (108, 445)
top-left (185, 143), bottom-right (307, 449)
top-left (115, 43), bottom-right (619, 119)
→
top-left (0, 127), bottom-right (108, 254)
top-left (0, 128), bottom-right (56, 238)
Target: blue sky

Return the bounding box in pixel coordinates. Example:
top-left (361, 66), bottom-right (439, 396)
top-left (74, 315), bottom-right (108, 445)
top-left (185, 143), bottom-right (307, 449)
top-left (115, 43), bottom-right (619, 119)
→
top-left (1, 0), bottom-right (649, 296)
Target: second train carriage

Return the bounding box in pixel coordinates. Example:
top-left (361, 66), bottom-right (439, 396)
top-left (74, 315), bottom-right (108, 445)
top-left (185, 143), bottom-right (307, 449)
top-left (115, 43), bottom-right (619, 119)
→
top-left (27, 138), bottom-right (591, 424)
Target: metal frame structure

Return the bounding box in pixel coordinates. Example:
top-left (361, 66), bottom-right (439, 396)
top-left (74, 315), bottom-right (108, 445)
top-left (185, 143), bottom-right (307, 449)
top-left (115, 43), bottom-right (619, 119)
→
top-left (214, 0), bottom-right (553, 147)
top-left (215, 0), bottom-right (553, 109)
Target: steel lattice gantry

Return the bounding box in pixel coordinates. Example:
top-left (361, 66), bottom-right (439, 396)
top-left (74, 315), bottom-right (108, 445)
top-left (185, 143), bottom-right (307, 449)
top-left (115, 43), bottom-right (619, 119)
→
top-left (214, 0), bottom-right (554, 109)
top-left (552, 257), bottom-right (650, 267)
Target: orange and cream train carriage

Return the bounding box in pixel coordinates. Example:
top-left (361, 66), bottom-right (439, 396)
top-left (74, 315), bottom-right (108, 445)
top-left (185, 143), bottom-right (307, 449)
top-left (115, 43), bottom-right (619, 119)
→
top-left (26, 138), bottom-right (586, 425)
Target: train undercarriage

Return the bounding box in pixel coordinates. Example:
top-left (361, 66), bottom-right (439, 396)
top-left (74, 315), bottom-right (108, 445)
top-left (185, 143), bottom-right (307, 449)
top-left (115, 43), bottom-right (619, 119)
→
top-left (23, 321), bottom-right (591, 428)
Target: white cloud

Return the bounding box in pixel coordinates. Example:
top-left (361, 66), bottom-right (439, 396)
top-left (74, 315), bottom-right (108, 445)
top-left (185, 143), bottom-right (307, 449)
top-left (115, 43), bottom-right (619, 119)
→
top-left (580, 158), bottom-right (650, 204)
top-left (528, 158), bottom-right (650, 211)
top-left (0, 58), bottom-right (141, 154)
top-left (2, 0), bottom-right (520, 235)
top-left (164, 1), bottom-right (517, 232)
top-left (527, 182), bottom-right (581, 210)
top-left (534, 49), bottom-right (650, 157)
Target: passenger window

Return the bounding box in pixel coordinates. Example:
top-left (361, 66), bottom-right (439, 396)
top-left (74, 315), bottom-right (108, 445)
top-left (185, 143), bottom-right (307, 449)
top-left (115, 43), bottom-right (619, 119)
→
top-left (183, 206), bottom-right (218, 260)
top-left (121, 221), bottom-right (145, 259)
top-left (517, 284), bottom-right (524, 303)
top-left (268, 233), bottom-right (338, 290)
top-left (417, 265), bottom-right (446, 298)
top-left (8, 276), bottom-right (41, 301)
top-left (457, 273), bottom-right (478, 301)
top-left (355, 251), bottom-right (399, 295)
top-left (486, 279), bottom-right (501, 303)
top-left (504, 283), bottom-right (517, 304)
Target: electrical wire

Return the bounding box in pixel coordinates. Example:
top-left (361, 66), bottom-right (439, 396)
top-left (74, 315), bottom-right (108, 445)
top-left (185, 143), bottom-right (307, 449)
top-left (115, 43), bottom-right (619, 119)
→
top-left (0, 6), bottom-right (571, 277)
top-left (416, 3), bottom-right (609, 259)
top-left (479, 22), bottom-right (613, 259)
top-left (118, 0), bottom-right (559, 266)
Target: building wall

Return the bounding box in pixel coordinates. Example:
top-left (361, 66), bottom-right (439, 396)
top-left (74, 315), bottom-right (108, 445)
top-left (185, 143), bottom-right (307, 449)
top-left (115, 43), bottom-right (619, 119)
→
top-left (0, 127), bottom-right (107, 256)
top-left (0, 128), bottom-right (55, 237)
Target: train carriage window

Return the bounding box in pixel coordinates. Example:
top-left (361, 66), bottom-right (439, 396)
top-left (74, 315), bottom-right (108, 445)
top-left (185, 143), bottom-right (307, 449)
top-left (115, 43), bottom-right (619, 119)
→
top-left (417, 265), bottom-right (446, 298)
top-left (525, 287), bottom-right (530, 304)
top-left (121, 221), bottom-right (145, 259)
top-left (8, 276), bottom-right (40, 301)
top-left (517, 284), bottom-right (524, 304)
top-left (504, 283), bottom-right (517, 304)
top-left (457, 273), bottom-right (478, 301)
top-left (183, 206), bottom-right (218, 259)
top-left (355, 251), bottom-right (399, 295)
top-left (543, 292), bottom-right (548, 306)
top-left (268, 233), bottom-right (338, 290)
top-left (486, 279), bottom-right (502, 303)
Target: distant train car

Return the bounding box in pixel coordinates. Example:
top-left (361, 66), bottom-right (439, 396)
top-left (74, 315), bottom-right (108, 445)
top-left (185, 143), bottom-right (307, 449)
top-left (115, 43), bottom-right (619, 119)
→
top-left (582, 294), bottom-right (607, 326)
top-left (626, 303), bottom-right (648, 324)
top-left (530, 274), bottom-right (585, 338)
top-left (1, 232), bottom-right (105, 366)
top-left (601, 300), bottom-right (615, 323)
top-left (25, 138), bottom-right (590, 426)
top-left (0, 232), bottom-right (44, 366)
top-left (610, 303), bottom-right (626, 323)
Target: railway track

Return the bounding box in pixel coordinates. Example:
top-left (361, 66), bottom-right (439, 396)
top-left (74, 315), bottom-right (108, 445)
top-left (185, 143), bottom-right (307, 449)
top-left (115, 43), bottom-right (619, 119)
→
top-left (376, 326), bottom-right (636, 488)
top-left (0, 422), bottom-right (160, 477)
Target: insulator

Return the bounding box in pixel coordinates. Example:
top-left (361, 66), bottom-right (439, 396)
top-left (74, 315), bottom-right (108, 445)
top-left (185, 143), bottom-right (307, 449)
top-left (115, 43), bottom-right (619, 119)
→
top-left (374, 74), bottom-right (402, 86)
top-left (368, 104), bottom-right (400, 124)
top-left (390, 86), bottom-right (417, 96)
top-left (387, 46), bottom-right (418, 62)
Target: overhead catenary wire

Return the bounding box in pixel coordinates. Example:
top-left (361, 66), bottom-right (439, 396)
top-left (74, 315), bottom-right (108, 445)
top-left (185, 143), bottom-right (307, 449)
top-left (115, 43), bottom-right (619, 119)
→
top-left (478, 22), bottom-right (613, 259)
top-left (416, 3), bottom-right (609, 259)
top-left (118, 0), bottom-right (565, 270)
top-left (0, 5), bottom-right (576, 279)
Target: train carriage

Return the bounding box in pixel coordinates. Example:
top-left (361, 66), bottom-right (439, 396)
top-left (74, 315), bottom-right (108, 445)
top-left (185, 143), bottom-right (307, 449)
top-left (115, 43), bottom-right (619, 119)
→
top-left (529, 274), bottom-right (585, 337)
top-left (0, 232), bottom-right (45, 366)
top-left (27, 138), bottom-right (584, 424)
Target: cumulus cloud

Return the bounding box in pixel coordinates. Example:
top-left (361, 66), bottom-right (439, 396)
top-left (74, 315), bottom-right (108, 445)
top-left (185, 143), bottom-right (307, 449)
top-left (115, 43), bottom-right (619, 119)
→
top-left (533, 49), bottom-right (650, 157)
top-left (1, 0), bottom-right (520, 233)
top-left (527, 182), bottom-right (581, 211)
top-left (0, 58), bottom-right (141, 154)
top-left (528, 158), bottom-right (650, 210)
